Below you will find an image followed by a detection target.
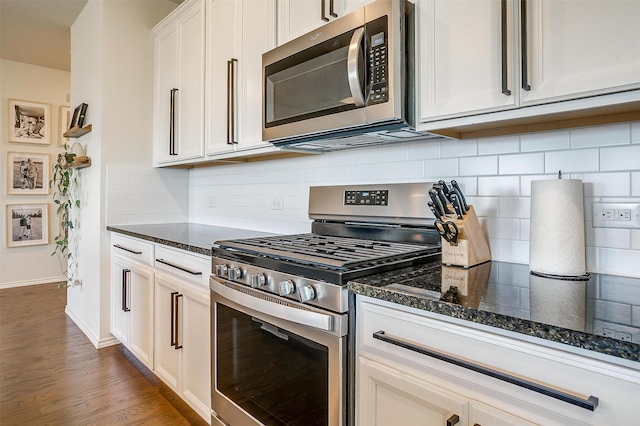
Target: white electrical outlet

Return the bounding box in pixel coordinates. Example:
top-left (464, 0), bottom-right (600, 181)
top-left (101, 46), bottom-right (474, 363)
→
top-left (592, 202), bottom-right (640, 228)
top-left (208, 196), bottom-right (216, 208)
top-left (270, 196), bottom-right (283, 210)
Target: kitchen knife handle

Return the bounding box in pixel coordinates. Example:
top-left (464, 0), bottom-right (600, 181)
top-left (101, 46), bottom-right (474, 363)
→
top-left (428, 189), bottom-right (446, 220)
top-left (520, 0), bottom-right (531, 91)
top-left (433, 184), bottom-right (455, 214)
top-left (501, 0), bottom-right (512, 95)
top-left (450, 193), bottom-right (464, 220)
top-left (438, 180), bottom-right (450, 197)
top-left (451, 180), bottom-right (469, 212)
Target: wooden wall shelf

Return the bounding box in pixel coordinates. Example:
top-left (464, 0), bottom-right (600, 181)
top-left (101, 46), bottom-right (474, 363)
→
top-left (70, 156), bottom-right (92, 169)
top-left (63, 124), bottom-right (92, 138)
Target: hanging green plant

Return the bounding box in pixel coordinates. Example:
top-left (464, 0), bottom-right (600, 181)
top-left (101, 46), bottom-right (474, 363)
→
top-left (50, 144), bottom-right (80, 287)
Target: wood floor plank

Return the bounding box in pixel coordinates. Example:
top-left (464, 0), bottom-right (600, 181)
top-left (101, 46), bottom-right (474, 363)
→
top-left (0, 283), bottom-right (209, 425)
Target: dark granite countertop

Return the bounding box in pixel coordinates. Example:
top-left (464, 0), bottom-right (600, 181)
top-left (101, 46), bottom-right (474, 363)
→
top-left (349, 260), bottom-right (640, 365)
top-left (107, 223), bottom-right (277, 256)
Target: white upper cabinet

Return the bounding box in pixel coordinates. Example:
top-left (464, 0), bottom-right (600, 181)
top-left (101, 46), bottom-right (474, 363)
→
top-left (277, 0), bottom-right (374, 45)
top-left (418, 0), bottom-right (640, 124)
top-left (206, 0), bottom-right (277, 155)
top-left (521, 0), bottom-right (640, 105)
top-left (153, 0), bottom-right (206, 165)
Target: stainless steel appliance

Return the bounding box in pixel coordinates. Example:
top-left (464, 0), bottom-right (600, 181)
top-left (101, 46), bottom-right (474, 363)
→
top-left (209, 182), bottom-right (441, 426)
top-left (261, 0), bottom-right (446, 152)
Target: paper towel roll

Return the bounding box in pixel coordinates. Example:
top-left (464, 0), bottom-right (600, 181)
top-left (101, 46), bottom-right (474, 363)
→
top-left (529, 274), bottom-right (586, 331)
top-left (529, 179), bottom-right (585, 276)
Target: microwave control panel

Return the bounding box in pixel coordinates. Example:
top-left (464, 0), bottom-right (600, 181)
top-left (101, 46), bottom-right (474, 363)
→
top-left (367, 16), bottom-right (389, 105)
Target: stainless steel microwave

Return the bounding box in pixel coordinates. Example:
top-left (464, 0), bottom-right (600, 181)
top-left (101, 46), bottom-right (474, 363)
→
top-left (262, 0), bottom-right (445, 152)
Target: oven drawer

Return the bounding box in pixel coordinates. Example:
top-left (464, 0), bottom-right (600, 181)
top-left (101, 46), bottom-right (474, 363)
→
top-left (111, 234), bottom-right (154, 266)
top-left (155, 245), bottom-right (209, 289)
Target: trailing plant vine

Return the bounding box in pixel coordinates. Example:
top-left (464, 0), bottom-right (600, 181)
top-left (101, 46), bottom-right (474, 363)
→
top-left (50, 145), bottom-right (80, 287)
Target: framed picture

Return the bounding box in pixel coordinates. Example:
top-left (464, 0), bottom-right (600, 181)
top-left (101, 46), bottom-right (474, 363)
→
top-left (59, 105), bottom-right (71, 145)
top-left (6, 152), bottom-right (50, 195)
top-left (8, 99), bottom-right (51, 145)
top-left (6, 203), bottom-right (49, 247)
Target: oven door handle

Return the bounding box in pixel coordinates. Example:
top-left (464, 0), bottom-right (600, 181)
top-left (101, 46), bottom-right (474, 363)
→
top-left (211, 279), bottom-right (334, 331)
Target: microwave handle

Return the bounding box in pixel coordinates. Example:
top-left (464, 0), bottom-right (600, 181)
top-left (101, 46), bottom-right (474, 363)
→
top-left (347, 27), bottom-right (366, 107)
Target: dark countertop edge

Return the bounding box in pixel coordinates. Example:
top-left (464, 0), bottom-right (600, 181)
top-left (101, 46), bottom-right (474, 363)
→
top-left (348, 281), bottom-right (640, 366)
top-left (107, 226), bottom-right (212, 256)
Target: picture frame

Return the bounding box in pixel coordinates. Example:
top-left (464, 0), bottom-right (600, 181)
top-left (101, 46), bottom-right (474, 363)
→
top-left (6, 152), bottom-right (50, 195)
top-left (8, 99), bottom-right (51, 145)
top-left (59, 105), bottom-right (71, 145)
top-left (77, 103), bottom-right (88, 128)
top-left (6, 203), bottom-right (49, 247)
top-left (70, 105), bottom-right (80, 129)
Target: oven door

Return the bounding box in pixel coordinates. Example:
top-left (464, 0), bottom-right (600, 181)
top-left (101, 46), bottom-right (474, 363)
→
top-left (210, 277), bottom-right (347, 426)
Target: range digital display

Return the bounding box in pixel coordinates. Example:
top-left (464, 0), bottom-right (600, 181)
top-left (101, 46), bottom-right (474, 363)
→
top-left (344, 190), bottom-right (388, 206)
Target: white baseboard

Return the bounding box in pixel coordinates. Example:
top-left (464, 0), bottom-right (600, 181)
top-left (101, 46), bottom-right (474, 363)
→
top-left (0, 276), bottom-right (66, 290)
top-left (65, 305), bottom-right (120, 349)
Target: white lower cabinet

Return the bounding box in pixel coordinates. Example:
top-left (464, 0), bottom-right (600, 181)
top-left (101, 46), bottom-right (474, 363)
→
top-left (110, 233), bottom-right (211, 424)
top-left (356, 296), bottom-right (640, 426)
top-left (111, 235), bottom-right (155, 370)
top-left (154, 246), bottom-right (211, 423)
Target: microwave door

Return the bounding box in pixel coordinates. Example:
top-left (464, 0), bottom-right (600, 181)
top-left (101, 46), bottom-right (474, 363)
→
top-left (263, 27), bottom-right (367, 141)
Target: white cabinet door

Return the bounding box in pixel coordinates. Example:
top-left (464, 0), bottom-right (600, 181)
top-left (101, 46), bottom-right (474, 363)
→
top-left (111, 255), bottom-right (154, 369)
top-left (154, 0), bottom-right (205, 165)
top-left (207, 0), bottom-right (276, 155)
top-left (181, 285), bottom-right (211, 421)
top-left (358, 357), bottom-right (468, 426)
top-left (521, 0), bottom-right (640, 105)
top-left (277, 0), bottom-right (342, 45)
top-left (470, 401), bottom-right (537, 426)
top-left (418, 0), bottom-right (518, 122)
top-left (111, 257), bottom-right (131, 347)
top-left (154, 274), bottom-right (182, 391)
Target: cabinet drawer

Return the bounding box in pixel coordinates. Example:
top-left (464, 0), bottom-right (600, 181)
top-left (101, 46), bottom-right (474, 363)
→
top-left (155, 245), bottom-right (210, 289)
top-left (111, 234), bottom-right (154, 266)
top-left (357, 296), bottom-right (640, 424)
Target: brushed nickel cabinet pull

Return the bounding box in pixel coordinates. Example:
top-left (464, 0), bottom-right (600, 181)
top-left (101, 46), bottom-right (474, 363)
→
top-left (373, 330), bottom-right (598, 411)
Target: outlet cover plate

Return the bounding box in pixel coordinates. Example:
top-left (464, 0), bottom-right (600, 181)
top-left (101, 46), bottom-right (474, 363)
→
top-left (592, 202), bottom-right (640, 228)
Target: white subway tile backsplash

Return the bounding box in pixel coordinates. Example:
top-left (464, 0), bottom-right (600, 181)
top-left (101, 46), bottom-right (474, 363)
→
top-left (440, 139), bottom-right (477, 158)
top-left (497, 239), bottom-right (529, 264)
top-left (586, 227), bottom-right (631, 249)
top-left (600, 145), bottom-right (640, 171)
top-left (478, 176), bottom-right (520, 196)
top-left (520, 174), bottom-right (555, 196)
top-left (466, 196), bottom-right (499, 217)
top-left (572, 172), bottom-right (631, 197)
top-left (570, 123), bottom-right (631, 148)
top-left (499, 197), bottom-right (531, 219)
top-left (478, 135), bottom-right (520, 155)
top-left (520, 130), bottom-right (570, 152)
top-left (632, 230), bottom-right (640, 250)
top-left (408, 140), bottom-right (441, 159)
top-left (599, 248), bottom-right (640, 277)
top-left (424, 158), bottom-right (458, 178)
top-left (460, 156), bottom-right (498, 176)
top-left (394, 160), bottom-right (424, 179)
top-left (633, 172), bottom-right (640, 196)
top-left (520, 219), bottom-right (530, 241)
top-left (545, 149), bottom-right (599, 173)
top-left (499, 153), bottom-right (544, 175)
top-left (484, 217), bottom-right (521, 240)
top-left (632, 122), bottom-right (640, 144)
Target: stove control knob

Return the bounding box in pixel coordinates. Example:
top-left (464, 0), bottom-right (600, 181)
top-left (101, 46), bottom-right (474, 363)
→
top-left (298, 285), bottom-right (316, 303)
top-left (250, 273), bottom-right (266, 288)
top-left (215, 264), bottom-right (228, 278)
top-left (278, 280), bottom-right (296, 296)
top-left (228, 266), bottom-right (242, 281)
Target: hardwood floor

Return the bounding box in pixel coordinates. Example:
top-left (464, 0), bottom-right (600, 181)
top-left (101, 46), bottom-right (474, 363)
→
top-left (0, 283), bottom-right (209, 425)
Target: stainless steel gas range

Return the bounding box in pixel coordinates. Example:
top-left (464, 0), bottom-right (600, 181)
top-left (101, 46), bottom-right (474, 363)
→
top-left (209, 183), bottom-right (441, 426)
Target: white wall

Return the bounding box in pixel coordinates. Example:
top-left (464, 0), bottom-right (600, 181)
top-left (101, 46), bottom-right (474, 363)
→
top-left (0, 59), bottom-right (70, 288)
top-left (67, 0), bottom-right (177, 348)
top-left (189, 121), bottom-right (640, 278)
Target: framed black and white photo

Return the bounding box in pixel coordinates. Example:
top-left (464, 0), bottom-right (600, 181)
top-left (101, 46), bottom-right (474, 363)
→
top-left (8, 99), bottom-right (51, 145)
top-left (59, 105), bottom-right (71, 145)
top-left (7, 152), bottom-right (50, 195)
top-left (6, 203), bottom-right (49, 247)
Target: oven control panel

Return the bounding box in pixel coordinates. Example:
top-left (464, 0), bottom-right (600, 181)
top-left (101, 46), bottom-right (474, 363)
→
top-left (344, 190), bottom-right (388, 206)
top-left (212, 258), bottom-right (349, 313)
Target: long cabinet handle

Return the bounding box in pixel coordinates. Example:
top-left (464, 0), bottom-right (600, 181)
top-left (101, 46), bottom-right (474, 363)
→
top-left (321, 0), bottom-right (329, 21)
top-left (329, 0), bottom-right (337, 18)
top-left (226, 58), bottom-right (238, 145)
top-left (520, 0), bottom-right (531, 91)
top-left (175, 294), bottom-right (183, 349)
top-left (170, 291), bottom-right (178, 347)
top-left (122, 269), bottom-right (131, 312)
top-left (156, 258), bottom-right (203, 276)
top-left (113, 244), bottom-right (142, 255)
top-left (372, 330), bottom-right (599, 411)
top-left (446, 414), bottom-right (460, 426)
top-left (500, 0), bottom-right (511, 96)
top-left (169, 88), bottom-right (179, 155)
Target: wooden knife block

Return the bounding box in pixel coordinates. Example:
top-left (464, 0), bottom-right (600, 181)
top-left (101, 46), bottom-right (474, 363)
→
top-left (441, 261), bottom-right (492, 308)
top-left (441, 205), bottom-right (491, 268)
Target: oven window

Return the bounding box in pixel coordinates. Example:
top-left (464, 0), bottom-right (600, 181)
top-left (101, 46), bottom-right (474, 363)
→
top-left (216, 304), bottom-right (329, 426)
